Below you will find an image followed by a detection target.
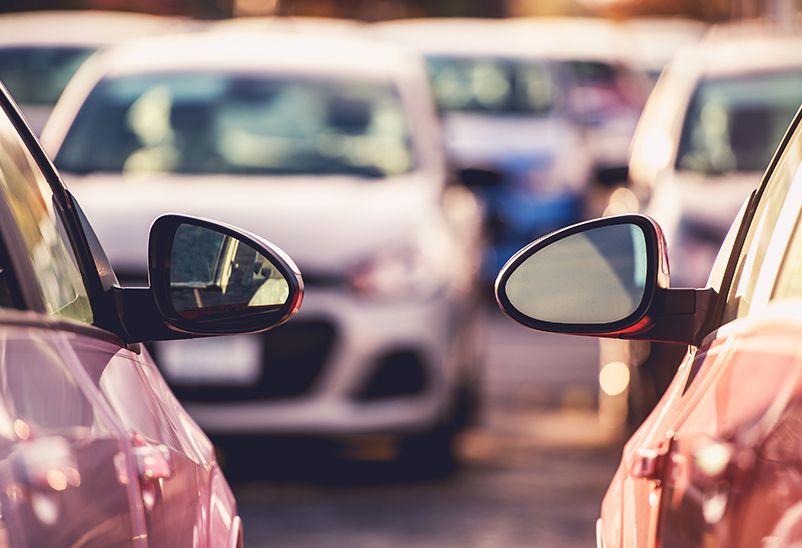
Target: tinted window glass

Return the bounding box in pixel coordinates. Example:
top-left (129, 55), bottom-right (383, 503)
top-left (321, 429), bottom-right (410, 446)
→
top-left (0, 46), bottom-right (94, 106)
top-left (676, 70), bottom-right (802, 175)
top-left (0, 108), bottom-right (93, 322)
top-left (723, 119), bottom-right (802, 321)
top-left (770, 134), bottom-right (802, 301)
top-left (426, 56), bottom-right (555, 115)
top-left (56, 73), bottom-right (414, 178)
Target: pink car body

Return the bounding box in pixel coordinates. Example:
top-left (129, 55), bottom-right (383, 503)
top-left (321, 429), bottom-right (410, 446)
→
top-left (0, 83), bottom-right (301, 545)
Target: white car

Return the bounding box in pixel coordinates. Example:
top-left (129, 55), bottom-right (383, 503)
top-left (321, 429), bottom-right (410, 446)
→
top-left (41, 31), bottom-right (483, 467)
top-left (373, 18), bottom-right (592, 281)
top-left (599, 22), bottom-right (802, 434)
top-left (630, 24), bottom-right (802, 287)
top-left (0, 10), bottom-right (194, 134)
top-left (622, 17), bottom-right (706, 86)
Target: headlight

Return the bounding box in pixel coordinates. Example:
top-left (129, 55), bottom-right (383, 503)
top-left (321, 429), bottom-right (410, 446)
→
top-left (349, 246), bottom-right (444, 300)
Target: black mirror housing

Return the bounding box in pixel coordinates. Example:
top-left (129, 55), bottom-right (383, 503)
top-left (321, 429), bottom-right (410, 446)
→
top-left (115, 214), bottom-right (303, 343)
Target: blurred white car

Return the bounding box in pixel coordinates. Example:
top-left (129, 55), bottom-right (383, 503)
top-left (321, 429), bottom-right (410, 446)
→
top-left (630, 24), bottom-right (802, 287)
top-left (210, 14), bottom-right (363, 35)
top-left (373, 18), bottom-right (592, 280)
top-left (41, 31), bottom-right (483, 466)
top-left (599, 22), bottom-right (802, 434)
top-left (622, 17), bottom-right (706, 86)
top-left (0, 10), bottom-right (194, 134)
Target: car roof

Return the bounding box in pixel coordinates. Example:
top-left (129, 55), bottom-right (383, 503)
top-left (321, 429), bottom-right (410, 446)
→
top-left (0, 10), bottom-right (194, 48)
top-left (622, 18), bottom-right (706, 70)
top-left (674, 22), bottom-right (802, 77)
top-left (373, 17), bottom-right (635, 63)
top-left (210, 15), bottom-right (364, 35)
top-left (81, 30), bottom-right (419, 80)
top-left (372, 18), bottom-right (553, 59)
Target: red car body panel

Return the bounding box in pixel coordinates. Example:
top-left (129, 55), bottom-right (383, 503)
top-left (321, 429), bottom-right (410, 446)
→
top-left (600, 302), bottom-right (802, 547)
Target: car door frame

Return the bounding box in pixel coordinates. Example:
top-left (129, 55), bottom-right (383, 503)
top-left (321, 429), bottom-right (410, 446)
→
top-left (621, 108), bottom-right (802, 547)
top-left (0, 84), bottom-right (246, 547)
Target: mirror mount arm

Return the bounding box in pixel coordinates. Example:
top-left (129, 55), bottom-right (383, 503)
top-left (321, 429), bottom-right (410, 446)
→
top-left (113, 286), bottom-right (194, 344)
top-left (617, 287), bottom-right (717, 346)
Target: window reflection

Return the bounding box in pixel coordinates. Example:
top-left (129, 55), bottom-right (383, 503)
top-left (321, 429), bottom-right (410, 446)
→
top-left (0, 110), bottom-right (92, 322)
top-left (170, 224), bottom-right (289, 317)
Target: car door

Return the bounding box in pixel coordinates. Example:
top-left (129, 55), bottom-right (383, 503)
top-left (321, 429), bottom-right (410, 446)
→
top-left (646, 113), bottom-right (802, 546)
top-left (72, 335), bottom-right (226, 546)
top-left (0, 87), bottom-right (147, 545)
top-left (2, 82), bottom-right (237, 546)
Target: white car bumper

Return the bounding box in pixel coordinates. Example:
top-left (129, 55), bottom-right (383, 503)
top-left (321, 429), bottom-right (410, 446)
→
top-left (160, 287), bottom-right (473, 436)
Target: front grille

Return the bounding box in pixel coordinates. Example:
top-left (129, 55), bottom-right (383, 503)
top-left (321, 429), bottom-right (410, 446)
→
top-left (352, 349), bottom-right (429, 401)
top-left (156, 320), bottom-right (337, 402)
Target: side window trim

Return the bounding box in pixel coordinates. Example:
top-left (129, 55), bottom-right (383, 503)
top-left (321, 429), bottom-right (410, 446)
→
top-left (752, 161), bottom-right (802, 307)
top-left (703, 108), bottom-right (802, 334)
top-left (0, 86), bottom-right (109, 323)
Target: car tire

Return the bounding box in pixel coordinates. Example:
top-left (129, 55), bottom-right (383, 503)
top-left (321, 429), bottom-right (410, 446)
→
top-left (397, 422), bottom-right (458, 478)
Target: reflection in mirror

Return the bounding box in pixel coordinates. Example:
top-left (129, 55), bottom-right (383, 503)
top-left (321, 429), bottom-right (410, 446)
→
top-left (170, 224), bottom-right (289, 319)
top-left (504, 223), bottom-right (648, 324)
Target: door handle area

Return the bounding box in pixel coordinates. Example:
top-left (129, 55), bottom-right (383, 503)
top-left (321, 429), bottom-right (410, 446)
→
top-left (630, 447), bottom-right (667, 481)
top-left (133, 443), bottom-right (173, 481)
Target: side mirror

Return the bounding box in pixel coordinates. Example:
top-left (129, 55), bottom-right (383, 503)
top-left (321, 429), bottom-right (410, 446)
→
top-left (495, 214), bottom-right (714, 345)
top-left (117, 214), bottom-right (303, 342)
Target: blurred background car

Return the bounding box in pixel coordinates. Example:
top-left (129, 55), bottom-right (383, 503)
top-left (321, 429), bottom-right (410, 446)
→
top-left (374, 18), bottom-right (593, 282)
top-left (599, 21), bottom-right (802, 434)
top-left (622, 17), bottom-right (706, 87)
top-left (211, 14), bottom-right (363, 34)
top-left (512, 17), bottom-right (651, 187)
top-left (631, 22), bottom-right (802, 288)
top-left (41, 29), bottom-right (484, 470)
top-left (0, 10), bottom-right (195, 134)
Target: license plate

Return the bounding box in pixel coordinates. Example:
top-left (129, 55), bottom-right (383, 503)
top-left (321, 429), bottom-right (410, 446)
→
top-left (157, 335), bottom-right (262, 386)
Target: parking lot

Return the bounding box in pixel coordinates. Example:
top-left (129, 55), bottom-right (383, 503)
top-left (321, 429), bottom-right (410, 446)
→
top-left (233, 307), bottom-right (622, 547)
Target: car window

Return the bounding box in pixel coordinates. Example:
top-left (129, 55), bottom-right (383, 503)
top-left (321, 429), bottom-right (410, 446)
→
top-left (0, 107), bottom-right (93, 322)
top-left (425, 56), bottom-right (555, 115)
top-left (0, 46), bottom-right (94, 107)
top-left (56, 72), bottom-right (414, 179)
top-left (676, 70), bottom-right (802, 175)
top-left (770, 137), bottom-right (802, 301)
top-left (722, 118), bottom-right (802, 322)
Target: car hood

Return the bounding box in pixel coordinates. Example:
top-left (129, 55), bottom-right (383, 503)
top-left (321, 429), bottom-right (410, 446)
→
top-left (442, 113), bottom-right (572, 165)
top-left (64, 173), bottom-right (439, 275)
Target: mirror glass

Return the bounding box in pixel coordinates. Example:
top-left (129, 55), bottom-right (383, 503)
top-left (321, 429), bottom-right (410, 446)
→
top-left (170, 224), bottom-right (290, 319)
top-left (504, 223), bottom-right (648, 325)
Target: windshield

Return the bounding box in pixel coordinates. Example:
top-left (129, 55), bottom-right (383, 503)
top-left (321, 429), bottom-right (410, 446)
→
top-left (0, 46), bottom-right (94, 106)
top-left (55, 72), bottom-right (415, 178)
top-left (425, 56), bottom-right (555, 115)
top-left (676, 70), bottom-right (802, 175)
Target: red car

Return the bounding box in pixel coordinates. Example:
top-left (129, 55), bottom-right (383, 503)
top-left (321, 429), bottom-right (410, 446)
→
top-left (0, 84), bottom-right (302, 546)
top-left (496, 106), bottom-right (802, 547)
